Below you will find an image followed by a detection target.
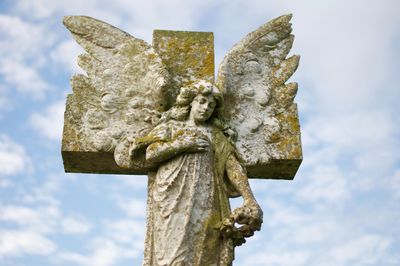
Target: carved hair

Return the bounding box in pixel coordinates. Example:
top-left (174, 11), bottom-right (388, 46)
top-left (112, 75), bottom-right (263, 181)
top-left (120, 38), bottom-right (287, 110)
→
top-left (159, 80), bottom-right (237, 141)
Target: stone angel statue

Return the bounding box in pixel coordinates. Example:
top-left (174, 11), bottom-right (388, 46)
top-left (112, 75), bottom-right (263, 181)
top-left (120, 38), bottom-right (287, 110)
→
top-left (62, 14), bottom-right (300, 266)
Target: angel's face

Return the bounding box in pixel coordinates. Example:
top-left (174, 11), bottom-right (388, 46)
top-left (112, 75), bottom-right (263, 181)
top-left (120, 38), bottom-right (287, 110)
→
top-left (190, 94), bottom-right (217, 123)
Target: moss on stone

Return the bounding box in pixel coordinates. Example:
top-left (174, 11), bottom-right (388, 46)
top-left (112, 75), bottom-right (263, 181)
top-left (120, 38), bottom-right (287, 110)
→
top-left (153, 30), bottom-right (214, 107)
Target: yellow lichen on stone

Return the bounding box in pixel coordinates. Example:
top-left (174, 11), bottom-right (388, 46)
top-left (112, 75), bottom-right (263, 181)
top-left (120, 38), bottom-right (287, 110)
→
top-left (153, 30), bottom-right (214, 107)
top-left (274, 105), bottom-right (302, 159)
top-left (62, 18), bottom-right (302, 179)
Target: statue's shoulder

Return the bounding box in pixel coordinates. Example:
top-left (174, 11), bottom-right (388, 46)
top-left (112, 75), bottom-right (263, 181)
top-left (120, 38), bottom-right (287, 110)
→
top-left (212, 127), bottom-right (235, 152)
top-left (150, 120), bottom-right (186, 139)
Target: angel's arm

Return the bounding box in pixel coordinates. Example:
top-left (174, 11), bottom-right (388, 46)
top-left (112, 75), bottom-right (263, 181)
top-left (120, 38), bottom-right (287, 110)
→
top-left (225, 154), bottom-right (258, 205)
top-left (220, 153), bottom-right (263, 245)
top-left (129, 134), bottom-right (163, 155)
top-left (145, 140), bottom-right (185, 163)
top-left (129, 123), bottom-right (172, 157)
top-left (145, 133), bottom-right (209, 163)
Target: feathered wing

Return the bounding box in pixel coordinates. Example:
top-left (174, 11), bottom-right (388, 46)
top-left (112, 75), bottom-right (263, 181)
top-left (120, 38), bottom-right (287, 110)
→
top-left (216, 14), bottom-right (301, 172)
top-left (63, 16), bottom-right (169, 168)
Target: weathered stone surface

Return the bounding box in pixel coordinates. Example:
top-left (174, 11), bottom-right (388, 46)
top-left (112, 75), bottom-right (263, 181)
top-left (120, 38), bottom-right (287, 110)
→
top-left (61, 14), bottom-right (302, 266)
top-left (153, 30), bottom-right (214, 108)
top-left (62, 25), bottom-right (215, 175)
top-left (141, 81), bottom-right (263, 265)
top-left (217, 14), bottom-right (302, 179)
top-left (62, 15), bottom-right (302, 180)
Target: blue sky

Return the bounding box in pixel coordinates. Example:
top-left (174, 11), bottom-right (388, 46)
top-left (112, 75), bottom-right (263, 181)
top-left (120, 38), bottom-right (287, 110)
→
top-left (0, 0), bottom-right (399, 265)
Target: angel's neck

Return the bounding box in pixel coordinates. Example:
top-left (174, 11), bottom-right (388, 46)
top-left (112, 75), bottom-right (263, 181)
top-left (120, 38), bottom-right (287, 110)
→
top-left (186, 116), bottom-right (211, 128)
top-left (187, 119), bottom-right (203, 127)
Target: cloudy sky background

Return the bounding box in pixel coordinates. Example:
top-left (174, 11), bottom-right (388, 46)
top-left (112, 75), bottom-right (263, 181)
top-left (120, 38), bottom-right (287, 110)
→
top-left (1, 0), bottom-right (399, 265)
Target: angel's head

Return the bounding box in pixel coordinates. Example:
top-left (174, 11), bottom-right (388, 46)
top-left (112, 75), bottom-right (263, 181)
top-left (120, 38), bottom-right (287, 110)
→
top-left (161, 80), bottom-right (223, 123)
top-left (158, 80), bottom-right (236, 140)
top-left (179, 80), bottom-right (223, 123)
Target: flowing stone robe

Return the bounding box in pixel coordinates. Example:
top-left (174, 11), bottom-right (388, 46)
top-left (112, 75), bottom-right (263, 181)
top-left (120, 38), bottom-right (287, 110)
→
top-left (142, 120), bottom-right (240, 266)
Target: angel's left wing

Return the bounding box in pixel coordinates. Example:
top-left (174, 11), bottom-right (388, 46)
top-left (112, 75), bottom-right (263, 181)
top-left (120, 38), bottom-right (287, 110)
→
top-left (62, 16), bottom-right (169, 172)
top-left (216, 14), bottom-right (302, 179)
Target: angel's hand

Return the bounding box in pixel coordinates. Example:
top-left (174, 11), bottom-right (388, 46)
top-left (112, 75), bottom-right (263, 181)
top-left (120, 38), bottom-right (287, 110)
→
top-left (177, 134), bottom-right (210, 153)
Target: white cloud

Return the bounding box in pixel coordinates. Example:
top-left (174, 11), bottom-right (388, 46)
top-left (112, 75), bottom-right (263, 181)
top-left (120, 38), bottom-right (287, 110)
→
top-left (104, 219), bottom-right (145, 244)
top-left (0, 59), bottom-right (49, 98)
top-left (61, 216), bottom-right (92, 235)
top-left (0, 178), bottom-right (12, 188)
top-left (295, 165), bottom-right (349, 204)
top-left (112, 175), bottom-right (148, 191)
top-left (0, 206), bottom-right (41, 224)
top-left (264, 199), bottom-right (309, 228)
top-left (0, 15), bottom-right (50, 61)
top-left (114, 196), bottom-right (147, 218)
top-left (0, 135), bottom-right (31, 176)
top-left (241, 249), bottom-right (309, 266)
top-left (303, 111), bottom-right (397, 154)
top-left (13, 0), bottom-right (56, 19)
top-left (21, 175), bottom-right (63, 206)
top-left (289, 221), bottom-right (338, 246)
top-left (388, 169), bottom-right (400, 199)
top-left (112, 0), bottom-right (215, 33)
top-left (60, 242), bottom-right (120, 266)
top-left (14, 0), bottom-right (212, 27)
top-left (0, 15), bottom-right (52, 99)
top-left (0, 203), bottom-right (92, 258)
top-left (57, 236), bottom-right (140, 266)
top-left (301, 109), bottom-right (400, 194)
top-left (0, 205), bottom-right (60, 234)
top-left (329, 235), bottom-right (392, 265)
top-left (0, 229), bottom-right (56, 257)
top-left (14, 0), bottom-right (99, 20)
top-left (29, 100), bottom-right (65, 141)
top-left (236, 197), bottom-right (400, 265)
top-left (0, 85), bottom-right (13, 118)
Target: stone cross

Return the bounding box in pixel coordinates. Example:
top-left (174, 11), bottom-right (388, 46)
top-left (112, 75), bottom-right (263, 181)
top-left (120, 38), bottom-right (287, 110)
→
top-left (61, 14), bottom-right (302, 265)
top-left (62, 29), bottom-right (301, 179)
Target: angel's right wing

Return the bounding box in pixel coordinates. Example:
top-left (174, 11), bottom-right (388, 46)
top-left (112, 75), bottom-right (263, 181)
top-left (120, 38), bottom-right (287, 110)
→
top-left (216, 14), bottom-right (302, 179)
top-left (62, 16), bottom-right (169, 170)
